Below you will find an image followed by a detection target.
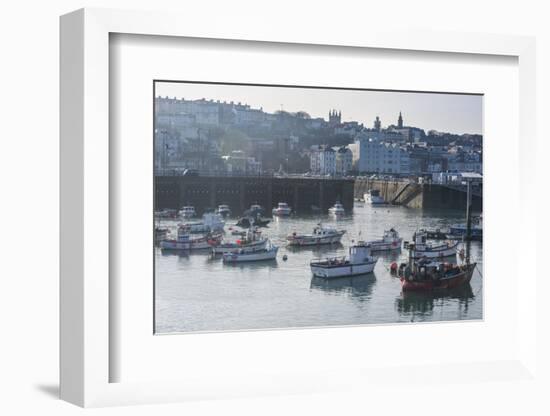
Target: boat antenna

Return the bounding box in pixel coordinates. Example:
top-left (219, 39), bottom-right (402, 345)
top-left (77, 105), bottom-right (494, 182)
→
top-left (465, 179), bottom-right (472, 265)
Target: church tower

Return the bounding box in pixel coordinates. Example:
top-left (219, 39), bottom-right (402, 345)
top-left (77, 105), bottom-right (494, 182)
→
top-left (397, 112), bottom-right (403, 129)
top-left (374, 116), bottom-right (381, 132)
top-left (328, 109), bottom-right (342, 126)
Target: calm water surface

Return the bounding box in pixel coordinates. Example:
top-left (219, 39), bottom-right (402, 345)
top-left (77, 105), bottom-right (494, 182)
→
top-left (155, 203), bottom-right (483, 333)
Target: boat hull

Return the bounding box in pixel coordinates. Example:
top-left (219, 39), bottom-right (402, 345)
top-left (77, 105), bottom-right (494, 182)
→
top-left (410, 241), bottom-right (459, 259)
top-left (222, 247), bottom-right (278, 262)
top-left (160, 240), bottom-right (216, 250)
top-left (212, 239), bottom-right (267, 254)
top-left (368, 239), bottom-right (403, 252)
top-left (310, 259), bottom-right (377, 279)
top-left (287, 232), bottom-right (345, 247)
top-left (400, 263), bottom-right (476, 291)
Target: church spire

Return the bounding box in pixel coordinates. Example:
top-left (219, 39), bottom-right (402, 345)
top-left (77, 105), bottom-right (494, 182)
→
top-left (397, 111), bottom-right (403, 129)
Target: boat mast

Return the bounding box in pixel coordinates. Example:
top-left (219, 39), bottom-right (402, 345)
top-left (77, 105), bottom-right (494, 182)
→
top-left (465, 179), bottom-right (472, 265)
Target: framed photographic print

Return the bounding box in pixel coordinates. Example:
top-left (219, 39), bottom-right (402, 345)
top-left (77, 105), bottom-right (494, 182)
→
top-left (60, 8), bottom-right (538, 408)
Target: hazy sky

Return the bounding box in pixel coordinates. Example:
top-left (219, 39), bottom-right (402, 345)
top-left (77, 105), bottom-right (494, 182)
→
top-left (156, 82), bottom-right (483, 135)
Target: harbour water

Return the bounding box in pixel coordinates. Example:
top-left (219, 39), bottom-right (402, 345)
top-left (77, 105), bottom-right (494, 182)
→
top-left (154, 203), bottom-right (483, 334)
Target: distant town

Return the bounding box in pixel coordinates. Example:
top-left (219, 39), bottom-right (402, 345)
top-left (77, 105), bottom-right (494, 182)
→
top-left (154, 95), bottom-right (482, 184)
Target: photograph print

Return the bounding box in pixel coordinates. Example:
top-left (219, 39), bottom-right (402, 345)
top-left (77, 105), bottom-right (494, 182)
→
top-left (154, 81), bottom-right (483, 334)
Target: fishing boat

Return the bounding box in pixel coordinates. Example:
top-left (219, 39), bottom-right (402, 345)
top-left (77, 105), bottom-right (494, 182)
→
top-left (160, 227), bottom-right (222, 250)
top-left (310, 242), bottom-right (378, 279)
top-left (178, 205), bottom-right (196, 218)
top-left (363, 189), bottom-right (385, 205)
top-left (405, 231), bottom-right (459, 259)
top-left (222, 241), bottom-right (278, 263)
top-left (216, 204), bottom-right (232, 217)
top-left (272, 202), bottom-right (292, 216)
top-left (398, 179), bottom-right (477, 291)
top-left (398, 258), bottom-right (476, 291)
top-left (212, 227), bottom-right (268, 254)
top-left (328, 201), bottom-right (345, 216)
top-left (178, 212), bottom-right (225, 234)
top-left (287, 224), bottom-right (345, 246)
top-left (366, 228), bottom-right (402, 251)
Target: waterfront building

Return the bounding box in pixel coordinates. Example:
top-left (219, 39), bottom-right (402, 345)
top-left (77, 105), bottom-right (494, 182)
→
top-left (310, 145), bottom-right (337, 175)
top-left (334, 146), bottom-right (353, 175)
top-left (222, 150), bottom-right (262, 175)
top-left (351, 136), bottom-right (410, 174)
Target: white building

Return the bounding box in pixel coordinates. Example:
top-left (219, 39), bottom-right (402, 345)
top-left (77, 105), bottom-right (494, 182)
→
top-left (352, 136), bottom-right (410, 175)
top-left (334, 146), bottom-right (353, 175)
top-left (310, 145), bottom-right (337, 175)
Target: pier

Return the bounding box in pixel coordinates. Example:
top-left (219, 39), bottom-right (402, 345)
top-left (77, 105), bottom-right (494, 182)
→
top-left (354, 178), bottom-right (482, 210)
top-left (155, 175), bottom-right (355, 214)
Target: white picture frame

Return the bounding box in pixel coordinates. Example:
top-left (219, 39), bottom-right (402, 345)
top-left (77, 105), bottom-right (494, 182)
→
top-left (60, 7), bottom-right (537, 407)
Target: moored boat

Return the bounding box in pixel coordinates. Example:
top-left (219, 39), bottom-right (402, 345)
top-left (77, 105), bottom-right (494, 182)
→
top-left (366, 228), bottom-right (402, 251)
top-left (212, 227), bottom-right (268, 254)
top-left (236, 216), bottom-right (270, 228)
top-left (179, 212), bottom-right (225, 234)
top-left (448, 215), bottom-right (483, 241)
top-left (243, 204), bottom-right (265, 217)
top-left (222, 242), bottom-right (278, 263)
top-left (287, 224), bottom-right (345, 246)
top-left (405, 231), bottom-right (459, 259)
top-left (178, 205), bottom-right (196, 218)
top-left (328, 201), bottom-right (345, 216)
top-left (216, 204), bottom-right (232, 217)
top-left (399, 179), bottom-right (477, 291)
top-left (398, 260), bottom-right (476, 291)
top-left (364, 189), bottom-right (385, 205)
top-left (310, 242), bottom-right (378, 279)
top-left (160, 228), bottom-right (222, 250)
top-left (272, 202), bottom-right (292, 216)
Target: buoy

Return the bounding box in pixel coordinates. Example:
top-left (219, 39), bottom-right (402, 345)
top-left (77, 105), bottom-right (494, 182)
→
top-left (282, 254), bottom-right (288, 261)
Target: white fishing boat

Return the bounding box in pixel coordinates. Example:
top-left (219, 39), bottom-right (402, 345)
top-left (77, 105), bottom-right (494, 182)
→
top-left (179, 212), bottom-right (225, 234)
top-left (222, 242), bottom-right (278, 263)
top-left (406, 231), bottom-right (459, 259)
top-left (310, 242), bottom-right (378, 279)
top-left (328, 201), bottom-right (345, 216)
top-left (287, 224), bottom-right (345, 246)
top-left (364, 189), bottom-right (385, 205)
top-left (366, 228), bottom-right (402, 252)
top-left (160, 228), bottom-right (222, 250)
top-left (272, 202), bottom-right (292, 216)
top-left (178, 205), bottom-right (196, 218)
top-left (216, 204), bottom-right (231, 217)
top-left (212, 227), bottom-right (267, 254)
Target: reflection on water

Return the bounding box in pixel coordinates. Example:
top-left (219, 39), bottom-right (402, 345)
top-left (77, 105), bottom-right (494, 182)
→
top-left (310, 273), bottom-right (376, 302)
top-left (395, 284), bottom-right (475, 318)
top-left (155, 204), bottom-right (482, 333)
